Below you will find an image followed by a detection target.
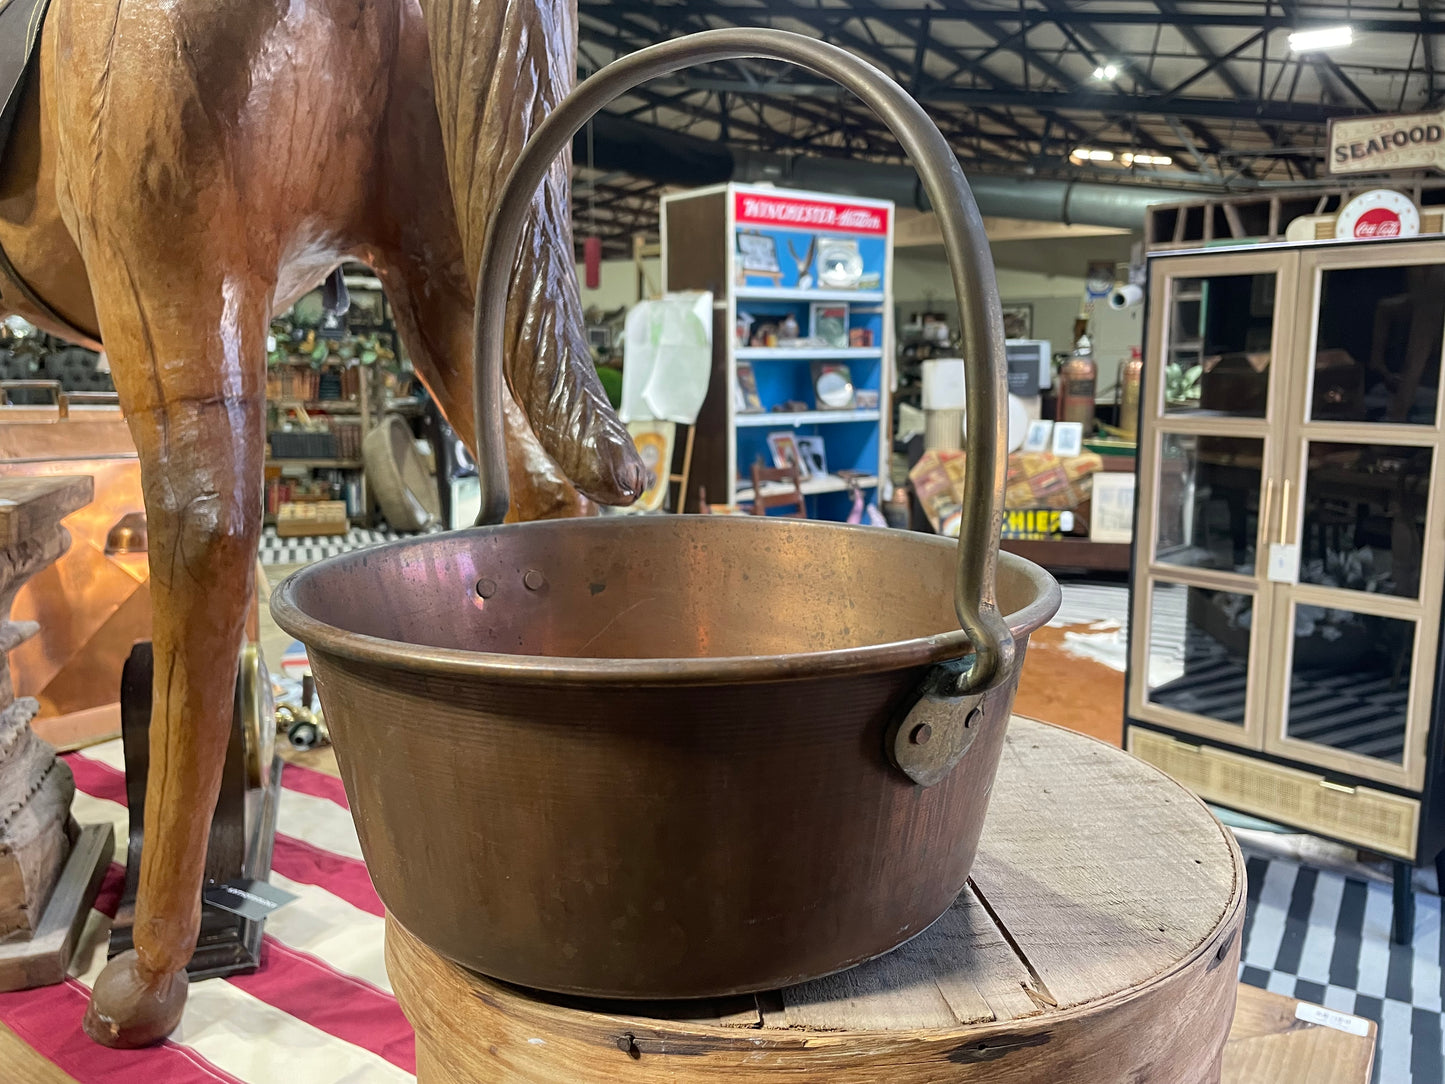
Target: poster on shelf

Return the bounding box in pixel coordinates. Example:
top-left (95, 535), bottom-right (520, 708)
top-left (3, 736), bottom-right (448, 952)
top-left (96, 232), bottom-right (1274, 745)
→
top-left (767, 431), bottom-right (809, 479)
top-left (796, 436), bottom-right (828, 478)
top-left (810, 302), bottom-right (849, 348)
top-left (621, 421), bottom-right (677, 514)
top-left (1088, 472), bottom-right (1135, 543)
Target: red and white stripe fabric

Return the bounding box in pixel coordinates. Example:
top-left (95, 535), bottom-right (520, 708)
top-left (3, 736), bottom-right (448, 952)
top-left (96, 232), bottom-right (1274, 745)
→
top-left (0, 741), bottom-right (416, 1083)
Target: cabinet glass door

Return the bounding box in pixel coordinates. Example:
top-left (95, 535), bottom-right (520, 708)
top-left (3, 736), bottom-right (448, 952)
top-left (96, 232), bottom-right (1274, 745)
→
top-left (1263, 242), bottom-right (1445, 790)
top-left (1131, 251), bottom-right (1297, 748)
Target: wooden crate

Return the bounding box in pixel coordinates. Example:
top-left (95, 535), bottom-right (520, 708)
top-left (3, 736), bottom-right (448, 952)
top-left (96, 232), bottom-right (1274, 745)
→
top-left (1146, 180), bottom-right (1445, 251)
top-left (276, 500), bottom-right (349, 538)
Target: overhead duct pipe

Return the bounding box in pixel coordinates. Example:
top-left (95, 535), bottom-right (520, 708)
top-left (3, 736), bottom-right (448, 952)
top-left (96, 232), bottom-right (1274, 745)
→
top-left (577, 114), bottom-right (1199, 230)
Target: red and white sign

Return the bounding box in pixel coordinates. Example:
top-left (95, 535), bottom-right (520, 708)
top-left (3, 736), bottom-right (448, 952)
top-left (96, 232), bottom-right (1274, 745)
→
top-left (733, 192), bottom-right (889, 235)
top-left (1334, 189), bottom-right (1421, 241)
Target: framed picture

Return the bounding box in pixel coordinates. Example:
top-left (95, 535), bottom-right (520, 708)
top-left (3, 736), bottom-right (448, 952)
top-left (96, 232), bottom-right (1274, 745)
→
top-left (1088, 472), bottom-right (1136, 543)
top-left (1022, 419), bottom-right (1053, 454)
top-left (734, 361), bottom-right (764, 413)
top-left (796, 436), bottom-right (828, 478)
top-left (817, 238), bottom-right (864, 288)
top-left (1000, 302), bottom-right (1033, 340)
top-left (767, 431), bottom-right (809, 478)
top-left (812, 361), bottom-right (856, 410)
top-left (624, 421), bottom-right (676, 514)
top-left (736, 231), bottom-right (781, 274)
top-left (810, 302), bottom-right (849, 349)
top-left (1051, 421), bottom-right (1084, 458)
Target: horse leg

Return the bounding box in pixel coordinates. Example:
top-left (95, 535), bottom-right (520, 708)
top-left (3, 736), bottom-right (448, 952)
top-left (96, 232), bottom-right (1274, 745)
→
top-left (77, 271), bottom-right (267, 1048)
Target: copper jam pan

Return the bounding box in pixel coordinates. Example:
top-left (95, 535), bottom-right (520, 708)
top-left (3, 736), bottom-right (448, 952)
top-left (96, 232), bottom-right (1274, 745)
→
top-left (272, 27), bottom-right (1062, 998)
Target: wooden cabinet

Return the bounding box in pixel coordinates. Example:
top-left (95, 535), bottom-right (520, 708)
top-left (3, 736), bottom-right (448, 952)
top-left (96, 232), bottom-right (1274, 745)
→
top-left (1126, 238), bottom-right (1445, 938)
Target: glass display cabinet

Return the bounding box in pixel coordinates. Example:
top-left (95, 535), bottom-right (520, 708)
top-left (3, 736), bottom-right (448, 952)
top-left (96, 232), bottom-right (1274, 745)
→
top-left (1126, 238), bottom-right (1445, 943)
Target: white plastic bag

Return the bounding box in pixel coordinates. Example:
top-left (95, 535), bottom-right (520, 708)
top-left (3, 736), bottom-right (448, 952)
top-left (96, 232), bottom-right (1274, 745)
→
top-left (621, 292), bottom-right (713, 425)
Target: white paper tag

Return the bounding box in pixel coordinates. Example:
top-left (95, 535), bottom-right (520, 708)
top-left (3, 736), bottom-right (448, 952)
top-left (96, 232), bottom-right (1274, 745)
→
top-left (1295, 1002), bottom-right (1371, 1037)
top-left (1267, 542), bottom-right (1300, 584)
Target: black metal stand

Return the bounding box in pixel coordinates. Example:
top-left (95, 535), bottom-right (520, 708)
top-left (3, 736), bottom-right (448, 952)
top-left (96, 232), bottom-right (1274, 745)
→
top-left (107, 642), bottom-right (283, 980)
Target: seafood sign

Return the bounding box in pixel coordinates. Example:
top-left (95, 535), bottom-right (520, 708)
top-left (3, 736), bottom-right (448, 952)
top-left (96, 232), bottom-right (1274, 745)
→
top-left (1328, 110), bottom-right (1445, 175)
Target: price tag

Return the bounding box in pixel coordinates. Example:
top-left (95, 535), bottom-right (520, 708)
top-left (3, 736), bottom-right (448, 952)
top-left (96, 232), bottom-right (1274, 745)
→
top-left (1267, 542), bottom-right (1300, 584)
top-left (1295, 1001), bottom-right (1371, 1037)
top-left (203, 878), bottom-right (297, 922)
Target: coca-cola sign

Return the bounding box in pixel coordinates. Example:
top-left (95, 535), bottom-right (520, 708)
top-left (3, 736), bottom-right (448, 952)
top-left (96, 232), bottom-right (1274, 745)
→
top-left (1352, 208), bottom-right (1402, 238)
top-left (734, 192), bottom-right (889, 235)
top-left (1333, 190), bottom-right (1421, 241)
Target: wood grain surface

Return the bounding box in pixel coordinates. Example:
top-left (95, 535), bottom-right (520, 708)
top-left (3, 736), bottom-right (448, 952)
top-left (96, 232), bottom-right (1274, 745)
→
top-left (389, 716), bottom-right (1248, 1083)
top-left (1223, 984), bottom-right (1376, 1084)
top-left (0, 477), bottom-right (91, 548)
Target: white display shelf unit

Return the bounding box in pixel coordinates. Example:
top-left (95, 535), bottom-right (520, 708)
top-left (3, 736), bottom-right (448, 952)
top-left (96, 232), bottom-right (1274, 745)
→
top-left (735, 409), bottom-right (881, 427)
top-left (735, 347), bottom-right (884, 361)
top-left (735, 287), bottom-right (886, 303)
top-left (735, 473), bottom-right (879, 502)
top-left (660, 182), bottom-right (894, 517)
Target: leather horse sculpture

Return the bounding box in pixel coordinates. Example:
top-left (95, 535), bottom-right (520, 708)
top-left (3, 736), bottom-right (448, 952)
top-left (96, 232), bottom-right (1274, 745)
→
top-left (0, 0), bottom-right (644, 1048)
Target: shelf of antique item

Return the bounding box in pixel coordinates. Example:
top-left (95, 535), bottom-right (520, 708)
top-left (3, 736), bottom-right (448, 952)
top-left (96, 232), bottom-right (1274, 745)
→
top-left (265, 457), bottom-right (364, 469)
top-left (1000, 536), bottom-right (1133, 573)
top-left (735, 347), bottom-right (884, 361)
top-left (735, 287), bottom-right (885, 303)
top-left (735, 472), bottom-right (877, 502)
top-left (735, 409), bottom-right (880, 427)
top-left (1128, 728), bottom-right (1420, 860)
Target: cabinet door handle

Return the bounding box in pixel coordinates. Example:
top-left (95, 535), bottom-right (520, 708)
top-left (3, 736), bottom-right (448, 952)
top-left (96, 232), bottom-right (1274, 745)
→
top-left (1260, 478), bottom-right (1276, 552)
top-left (1278, 477), bottom-right (1293, 545)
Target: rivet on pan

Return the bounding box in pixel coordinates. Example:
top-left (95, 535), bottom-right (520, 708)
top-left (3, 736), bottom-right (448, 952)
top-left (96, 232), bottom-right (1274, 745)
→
top-left (475, 578), bottom-right (497, 599)
top-left (523, 570), bottom-right (546, 591)
top-left (964, 707), bottom-right (984, 729)
top-left (910, 723), bottom-right (933, 745)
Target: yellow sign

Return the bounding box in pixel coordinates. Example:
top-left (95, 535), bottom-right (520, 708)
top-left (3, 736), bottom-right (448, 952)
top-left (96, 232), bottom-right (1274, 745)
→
top-left (1328, 111), bottom-right (1445, 175)
top-left (1001, 509), bottom-right (1066, 539)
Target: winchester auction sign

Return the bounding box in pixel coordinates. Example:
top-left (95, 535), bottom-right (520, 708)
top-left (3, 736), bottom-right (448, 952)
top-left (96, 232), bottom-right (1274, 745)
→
top-left (732, 192), bottom-right (889, 235)
top-left (1328, 110), bottom-right (1445, 175)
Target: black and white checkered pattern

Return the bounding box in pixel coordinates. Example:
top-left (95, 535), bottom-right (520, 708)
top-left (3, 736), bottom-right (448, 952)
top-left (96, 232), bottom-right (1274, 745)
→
top-left (1240, 850), bottom-right (1442, 1082)
top-left (258, 521), bottom-right (441, 566)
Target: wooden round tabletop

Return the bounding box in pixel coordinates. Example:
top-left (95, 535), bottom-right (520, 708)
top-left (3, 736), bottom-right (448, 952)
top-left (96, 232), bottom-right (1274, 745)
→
top-left (387, 716), bottom-right (1247, 1083)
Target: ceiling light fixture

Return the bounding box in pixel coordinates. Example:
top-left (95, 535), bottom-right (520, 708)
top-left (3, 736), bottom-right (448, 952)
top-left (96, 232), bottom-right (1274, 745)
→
top-left (1071, 147), bottom-right (1116, 162)
top-left (1091, 63), bottom-right (1120, 81)
top-left (1288, 26), bottom-right (1353, 52)
top-left (1121, 152), bottom-right (1174, 166)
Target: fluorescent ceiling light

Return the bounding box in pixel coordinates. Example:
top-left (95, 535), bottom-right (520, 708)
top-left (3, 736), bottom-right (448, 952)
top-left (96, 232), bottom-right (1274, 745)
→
top-left (1288, 26), bottom-right (1353, 52)
top-left (1071, 147), bottom-right (1116, 162)
top-left (1091, 63), bottom-right (1120, 80)
top-left (1121, 152), bottom-right (1173, 166)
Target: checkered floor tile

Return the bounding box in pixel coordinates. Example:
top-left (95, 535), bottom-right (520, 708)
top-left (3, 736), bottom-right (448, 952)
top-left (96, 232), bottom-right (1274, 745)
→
top-left (258, 521), bottom-right (440, 566)
top-left (1239, 850), bottom-right (1442, 1082)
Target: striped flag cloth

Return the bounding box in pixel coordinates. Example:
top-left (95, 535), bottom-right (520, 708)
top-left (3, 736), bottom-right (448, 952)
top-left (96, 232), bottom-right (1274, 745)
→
top-left (0, 741), bottom-right (416, 1083)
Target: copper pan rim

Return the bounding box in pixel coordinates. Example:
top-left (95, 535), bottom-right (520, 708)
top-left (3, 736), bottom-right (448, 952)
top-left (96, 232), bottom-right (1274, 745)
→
top-left (271, 518), bottom-right (1061, 687)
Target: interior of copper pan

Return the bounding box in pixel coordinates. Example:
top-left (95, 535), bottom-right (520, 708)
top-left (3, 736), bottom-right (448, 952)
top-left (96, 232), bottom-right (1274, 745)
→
top-left (275, 516), bottom-right (1059, 671)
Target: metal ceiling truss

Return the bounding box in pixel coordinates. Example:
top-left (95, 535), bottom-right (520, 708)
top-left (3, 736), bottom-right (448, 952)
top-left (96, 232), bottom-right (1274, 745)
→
top-left (569, 0), bottom-right (1443, 251)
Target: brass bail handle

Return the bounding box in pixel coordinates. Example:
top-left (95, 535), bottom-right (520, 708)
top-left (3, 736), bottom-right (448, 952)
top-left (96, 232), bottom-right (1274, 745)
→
top-left (474, 28), bottom-right (1015, 695)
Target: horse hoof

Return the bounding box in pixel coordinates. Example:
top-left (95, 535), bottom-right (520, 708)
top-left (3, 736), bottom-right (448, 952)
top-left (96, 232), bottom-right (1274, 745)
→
top-left (82, 950), bottom-right (187, 1048)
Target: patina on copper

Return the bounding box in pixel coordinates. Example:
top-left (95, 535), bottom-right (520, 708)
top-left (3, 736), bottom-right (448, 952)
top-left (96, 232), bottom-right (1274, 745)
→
top-left (274, 29), bottom-right (1062, 999)
top-left (274, 519), bottom-right (1059, 997)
